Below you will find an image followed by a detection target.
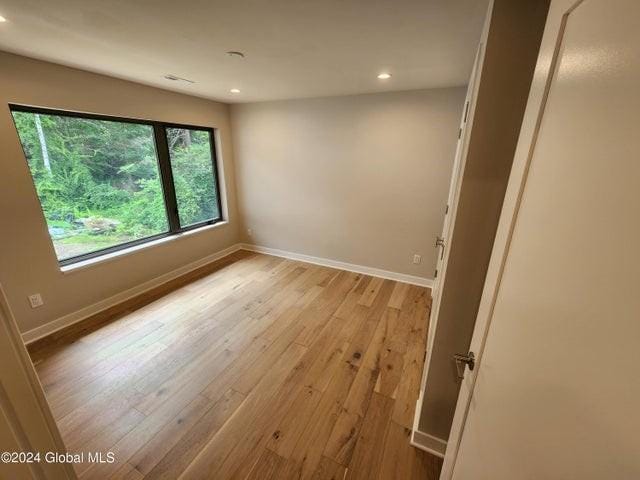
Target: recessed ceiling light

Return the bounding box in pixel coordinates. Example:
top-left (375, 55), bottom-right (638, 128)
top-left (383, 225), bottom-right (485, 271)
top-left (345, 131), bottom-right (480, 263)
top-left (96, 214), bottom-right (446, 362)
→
top-left (0, 15), bottom-right (7, 22)
top-left (377, 72), bottom-right (392, 80)
top-left (230, 88), bottom-right (241, 94)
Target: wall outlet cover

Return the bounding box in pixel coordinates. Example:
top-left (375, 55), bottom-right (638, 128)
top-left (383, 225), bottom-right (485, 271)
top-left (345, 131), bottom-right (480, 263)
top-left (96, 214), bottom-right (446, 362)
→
top-left (28, 293), bottom-right (44, 308)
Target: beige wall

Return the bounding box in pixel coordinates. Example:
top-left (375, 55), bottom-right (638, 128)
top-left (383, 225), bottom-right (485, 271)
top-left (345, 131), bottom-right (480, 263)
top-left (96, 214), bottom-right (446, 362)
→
top-left (0, 51), bottom-right (241, 333)
top-left (230, 88), bottom-right (465, 279)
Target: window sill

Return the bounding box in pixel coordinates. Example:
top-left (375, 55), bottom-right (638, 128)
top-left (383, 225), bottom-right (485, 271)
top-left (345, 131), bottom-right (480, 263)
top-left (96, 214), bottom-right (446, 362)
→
top-left (60, 220), bottom-right (229, 275)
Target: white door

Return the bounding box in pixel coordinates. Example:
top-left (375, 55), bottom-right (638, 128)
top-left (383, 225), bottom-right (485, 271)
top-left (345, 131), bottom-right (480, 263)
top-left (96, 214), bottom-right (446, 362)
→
top-left (442, 0), bottom-right (640, 478)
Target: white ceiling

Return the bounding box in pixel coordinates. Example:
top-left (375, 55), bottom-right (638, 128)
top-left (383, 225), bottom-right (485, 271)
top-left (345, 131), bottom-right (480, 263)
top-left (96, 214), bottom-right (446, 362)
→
top-left (0, 0), bottom-right (489, 103)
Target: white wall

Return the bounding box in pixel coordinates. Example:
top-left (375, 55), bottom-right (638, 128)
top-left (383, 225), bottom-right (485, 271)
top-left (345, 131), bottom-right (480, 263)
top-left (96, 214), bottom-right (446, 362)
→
top-left (231, 88), bottom-right (465, 279)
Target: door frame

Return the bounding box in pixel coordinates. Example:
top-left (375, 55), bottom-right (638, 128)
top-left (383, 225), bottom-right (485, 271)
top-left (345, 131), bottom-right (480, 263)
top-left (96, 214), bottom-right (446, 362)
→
top-left (0, 284), bottom-right (76, 480)
top-left (440, 0), bottom-right (582, 477)
top-left (430, 39), bottom-right (485, 304)
top-left (410, 2), bottom-right (492, 454)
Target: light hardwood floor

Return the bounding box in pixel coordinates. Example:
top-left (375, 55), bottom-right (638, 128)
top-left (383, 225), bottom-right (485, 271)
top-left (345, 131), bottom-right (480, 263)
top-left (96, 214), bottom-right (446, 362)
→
top-left (28, 250), bottom-right (442, 479)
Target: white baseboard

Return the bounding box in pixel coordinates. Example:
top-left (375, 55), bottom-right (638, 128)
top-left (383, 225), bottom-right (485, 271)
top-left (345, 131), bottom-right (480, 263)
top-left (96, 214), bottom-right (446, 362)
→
top-left (22, 243), bottom-right (243, 345)
top-left (240, 243), bottom-right (433, 288)
top-left (411, 429), bottom-right (447, 458)
top-left (22, 242), bottom-right (432, 345)
top-left (411, 394), bottom-right (447, 457)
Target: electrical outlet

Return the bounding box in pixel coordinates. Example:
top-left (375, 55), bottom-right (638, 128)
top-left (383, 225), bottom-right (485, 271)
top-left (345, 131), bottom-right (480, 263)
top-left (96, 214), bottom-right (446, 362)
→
top-left (247, 228), bottom-right (253, 236)
top-left (412, 254), bottom-right (422, 265)
top-left (28, 294), bottom-right (44, 308)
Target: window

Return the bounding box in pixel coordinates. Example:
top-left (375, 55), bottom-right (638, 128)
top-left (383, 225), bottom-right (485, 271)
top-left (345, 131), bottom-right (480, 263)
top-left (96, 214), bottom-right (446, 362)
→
top-left (10, 105), bottom-right (223, 266)
top-left (166, 127), bottom-right (221, 227)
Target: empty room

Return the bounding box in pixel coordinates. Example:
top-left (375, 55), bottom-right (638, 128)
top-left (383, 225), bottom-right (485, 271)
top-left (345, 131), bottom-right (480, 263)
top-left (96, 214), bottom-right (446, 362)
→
top-left (1, 0), bottom-right (639, 479)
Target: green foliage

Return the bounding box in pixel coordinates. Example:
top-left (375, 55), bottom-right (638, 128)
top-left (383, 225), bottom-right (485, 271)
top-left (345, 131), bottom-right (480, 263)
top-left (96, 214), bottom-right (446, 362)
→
top-left (12, 112), bottom-right (218, 260)
top-left (119, 178), bottom-right (169, 236)
top-left (169, 132), bottom-right (219, 226)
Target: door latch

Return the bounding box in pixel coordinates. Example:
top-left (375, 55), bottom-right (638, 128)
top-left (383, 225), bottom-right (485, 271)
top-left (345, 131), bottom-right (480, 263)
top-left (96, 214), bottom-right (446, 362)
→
top-left (435, 236), bottom-right (445, 259)
top-left (453, 351), bottom-right (475, 379)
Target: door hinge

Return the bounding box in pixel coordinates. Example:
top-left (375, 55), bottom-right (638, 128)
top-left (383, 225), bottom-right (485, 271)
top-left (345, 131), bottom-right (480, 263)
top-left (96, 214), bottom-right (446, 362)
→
top-left (458, 128), bottom-right (462, 139)
top-left (445, 204), bottom-right (449, 214)
top-left (434, 269), bottom-right (438, 278)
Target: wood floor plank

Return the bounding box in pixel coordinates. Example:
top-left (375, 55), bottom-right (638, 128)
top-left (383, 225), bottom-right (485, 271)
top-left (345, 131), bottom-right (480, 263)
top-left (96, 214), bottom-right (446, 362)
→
top-left (294, 271), bottom-right (362, 347)
top-left (108, 462), bottom-right (143, 480)
top-left (334, 275), bottom-right (372, 320)
top-left (377, 421), bottom-right (442, 480)
top-left (276, 361), bottom-right (359, 480)
top-left (60, 261), bottom-right (301, 429)
top-left (259, 284), bottom-right (324, 343)
top-left (142, 389), bottom-right (245, 480)
top-left (265, 385), bottom-right (323, 458)
top-left (49, 341), bottom-right (168, 420)
top-left (248, 264), bottom-right (319, 321)
top-left (230, 313), bottom-right (309, 395)
top-left (81, 384), bottom-right (217, 479)
top-left (212, 295), bottom-right (365, 479)
top-left (345, 393), bottom-right (394, 480)
top-left (28, 250), bottom-right (254, 359)
top-left (199, 278), bottom-right (327, 402)
top-left (357, 276), bottom-right (385, 307)
top-left (324, 366), bottom-right (378, 466)
top-left (374, 349), bottom-right (404, 399)
top-left (38, 318), bottom-right (165, 397)
top-left (323, 408), bottom-right (363, 466)
top-left (214, 322), bottom-right (359, 479)
top-left (134, 347), bottom-right (235, 415)
top-left (29, 252), bottom-right (438, 480)
top-left (361, 308), bottom-right (400, 375)
top-left (311, 456), bottom-right (348, 480)
top-left (178, 342), bottom-right (309, 479)
top-left (60, 390), bottom-right (146, 451)
top-left (347, 365), bottom-right (380, 413)
top-left (342, 280), bottom-right (395, 369)
top-left (245, 448), bottom-right (285, 480)
top-left (377, 421), bottom-right (414, 480)
top-left (392, 288), bottom-right (430, 429)
top-left (127, 394), bottom-right (214, 475)
top-left (128, 262), bottom-right (306, 403)
top-left (412, 447), bottom-right (444, 480)
top-left (387, 281), bottom-right (410, 310)
top-left (72, 407), bottom-right (146, 477)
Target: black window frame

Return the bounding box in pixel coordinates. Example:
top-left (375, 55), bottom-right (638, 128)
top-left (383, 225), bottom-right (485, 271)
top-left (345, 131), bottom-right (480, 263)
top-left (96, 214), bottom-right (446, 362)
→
top-left (9, 104), bottom-right (224, 267)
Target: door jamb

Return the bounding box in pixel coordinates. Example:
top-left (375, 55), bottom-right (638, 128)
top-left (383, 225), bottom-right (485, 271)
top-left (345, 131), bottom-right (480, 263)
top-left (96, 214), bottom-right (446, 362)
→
top-left (410, 3), bottom-right (491, 452)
